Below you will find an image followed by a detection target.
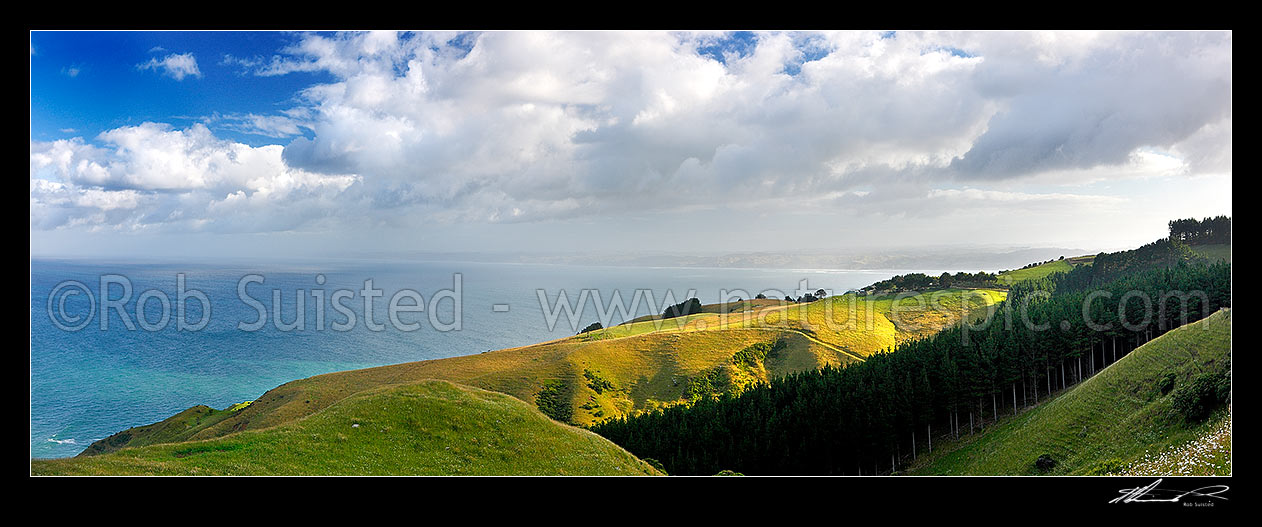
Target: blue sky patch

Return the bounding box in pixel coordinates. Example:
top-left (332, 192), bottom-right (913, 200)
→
top-left (696, 31), bottom-right (759, 64)
top-left (29, 31), bottom-right (335, 146)
top-left (926, 45), bottom-right (976, 58)
top-left (783, 33), bottom-right (833, 76)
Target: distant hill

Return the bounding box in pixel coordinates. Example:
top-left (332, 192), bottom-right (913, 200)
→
top-left (32, 380), bottom-right (661, 476)
top-left (908, 308), bottom-right (1231, 476)
top-left (371, 246), bottom-right (1089, 271)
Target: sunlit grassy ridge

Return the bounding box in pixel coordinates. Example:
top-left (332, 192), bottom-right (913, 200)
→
top-left (997, 255), bottom-right (1094, 285)
top-left (619, 298), bottom-right (786, 326)
top-left (33, 380), bottom-right (660, 476)
top-left (908, 308), bottom-right (1231, 476)
top-left (588, 289), bottom-right (1006, 359)
top-left (65, 288), bottom-right (1004, 467)
top-left (187, 291), bottom-right (999, 442)
top-left (211, 328), bottom-right (843, 432)
top-left (76, 328), bottom-right (832, 460)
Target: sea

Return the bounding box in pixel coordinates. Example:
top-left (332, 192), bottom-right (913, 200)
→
top-left (30, 257), bottom-right (940, 459)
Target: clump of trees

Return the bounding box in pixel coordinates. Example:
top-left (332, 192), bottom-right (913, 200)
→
top-left (535, 380), bottom-right (574, 423)
top-left (864, 271), bottom-right (997, 293)
top-left (584, 369), bottom-right (616, 395)
top-left (578, 322), bottom-right (604, 334)
top-left (1169, 216), bottom-right (1231, 245)
top-left (1034, 238), bottom-right (1202, 289)
top-left (783, 291), bottom-right (826, 303)
top-left (1015, 258), bottom-right (1062, 271)
top-left (662, 298), bottom-right (702, 319)
top-left (685, 367), bottom-right (732, 402)
top-left (1017, 262), bottom-right (1037, 270)
top-left (731, 339), bottom-right (785, 368)
top-left (1171, 362), bottom-right (1231, 422)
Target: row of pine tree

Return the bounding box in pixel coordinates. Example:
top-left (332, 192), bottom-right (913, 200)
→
top-left (591, 242), bottom-right (1230, 475)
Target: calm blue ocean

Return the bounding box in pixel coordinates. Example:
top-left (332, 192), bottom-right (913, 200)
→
top-left (30, 258), bottom-right (933, 459)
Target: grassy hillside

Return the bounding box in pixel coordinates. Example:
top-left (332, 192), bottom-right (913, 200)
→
top-left (1191, 243), bottom-right (1231, 263)
top-left (79, 329), bottom-right (833, 456)
top-left (78, 288), bottom-right (1003, 459)
top-left (33, 380), bottom-right (660, 476)
top-left (201, 329), bottom-right (830, 436)
top-left (589, 289), bottom-right (1006, 358)
top-left (998, 255), bottom-right (1094, 285)
top-left (908, 308), bottom-right (1231, 476)
top-left (75, 402), bottom-right (250, 456)
top-left (620, 298), bottom-right (786, 325)
top-left (1117, 411), bottom-right (1230, 476)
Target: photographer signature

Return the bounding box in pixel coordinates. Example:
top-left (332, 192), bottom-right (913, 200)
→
top-left (1110, 479), bottom-right (1229, 504)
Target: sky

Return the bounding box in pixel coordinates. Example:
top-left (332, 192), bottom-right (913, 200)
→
top-left (29, 31), bottom-right (1232, 260)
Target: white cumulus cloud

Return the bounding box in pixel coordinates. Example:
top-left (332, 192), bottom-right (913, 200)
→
top-left (137, 52), bottom-right (202, 80)
top-left (30, 123), bottom-right (358, 233)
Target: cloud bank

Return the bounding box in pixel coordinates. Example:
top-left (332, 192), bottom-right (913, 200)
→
top-left (33, 31), bottom-right (1232, 242)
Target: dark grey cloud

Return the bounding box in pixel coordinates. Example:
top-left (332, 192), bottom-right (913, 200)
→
top-left (951, 32), bottom-right (1231, 179)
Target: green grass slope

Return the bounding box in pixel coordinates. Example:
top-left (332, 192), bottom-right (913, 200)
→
top-left (76, 403), bottom-right (247, 456)
top-left (908, 308), bottom-right (1231, 476)
top-left (33, 380), bottom-right (660, 476)
top-left (81, 329), bottom-right (832, 458)
top-left (75, 289), bottom-right (1003, 457)
top-left (1116, 411), bottom-right (1230, 476)
top-left (619, 298), bottom-right (786, 325)
top-left (998, 255), bottom-right (1094, 285)
top-left (588, 289), bottom-right (1006, 359)
top-left (1190, 243), bottom-right (1231, 263)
